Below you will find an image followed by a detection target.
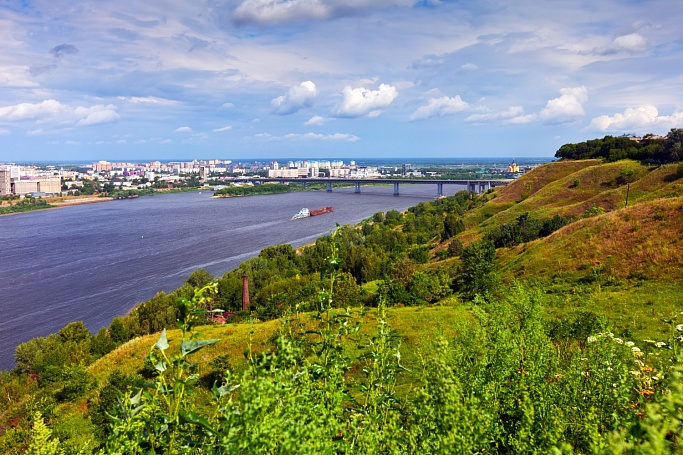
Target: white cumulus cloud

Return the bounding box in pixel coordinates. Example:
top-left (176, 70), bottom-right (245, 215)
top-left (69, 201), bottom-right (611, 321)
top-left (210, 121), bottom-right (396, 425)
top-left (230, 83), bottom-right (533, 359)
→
top-left (596, 33), bottom-right (649, 55)
top-left (0, 99), bottom-right (66, 121)
top-left (335, 83), bottom-right (398, 118)
top-left (271, 81), bottom-right (319, 115)
top-left (0, 100), bottom-right (120, 127)
top-left (588, 105), bottom-right (683, 132)
top-left (305, 115), bottom-right (326, 126)
top-left (540, 86), bottom-right (587, 124)
top-left (175, 126), bottom-right (193, 133)
top-left (410, 95), bottom-right (469, 121)
top-left (75, 105), bottom-right (120, 126)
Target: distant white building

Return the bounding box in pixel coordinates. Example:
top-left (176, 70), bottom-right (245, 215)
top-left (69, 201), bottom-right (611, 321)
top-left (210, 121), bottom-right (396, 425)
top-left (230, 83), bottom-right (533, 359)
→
top-left (268, 168), bottom-right (309, 178)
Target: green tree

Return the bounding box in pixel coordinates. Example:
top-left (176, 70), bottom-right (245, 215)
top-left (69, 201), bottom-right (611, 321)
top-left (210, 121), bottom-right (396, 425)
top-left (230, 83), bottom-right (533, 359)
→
top-left (58, 321), bottom-right (91, 344)
top-left (447, 238), bottom-right (464, 257)
top-left (455, 240), bottom-right (497, 299)
top-left (186, 268), bottom-right (214, 288)
top-left (90, 327), bottom-right (116, 358)
top-left (108, 317), bottom-right (131, 344)
top-left (442, 214), bottom-right (465, 240)
top-left (663, 128), bottom-right (683, 163)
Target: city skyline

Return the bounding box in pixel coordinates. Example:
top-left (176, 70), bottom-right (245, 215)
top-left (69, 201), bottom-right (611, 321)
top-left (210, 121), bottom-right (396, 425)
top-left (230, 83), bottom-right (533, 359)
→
top-left (1, 0), bottom-right (682, 161)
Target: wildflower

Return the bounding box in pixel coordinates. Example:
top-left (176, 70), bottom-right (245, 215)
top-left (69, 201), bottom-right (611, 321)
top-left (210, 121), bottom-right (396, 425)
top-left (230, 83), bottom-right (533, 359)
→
top-left (676, 324), bottom-right (683, 332)
top-left (652, 375), bottom-right (660, 381)
top-left (643, 339), bottom-right (656, 344)
top-left (587, 336), bottom-right (597, 343)
top-left (632, 346), bottom-right (642, 353)
top-left (634, 360), bottom-right (645, 367)
top-left (629, 370), bottom-right (641, 376)
top-left (614, 338), bottom-right (623, 344)
top-left (639, 389), bottom-right (655, 396)
top-left (625, 341), bottom-right (635, 347)
top-left (655, 341), bottom-right (667, 348)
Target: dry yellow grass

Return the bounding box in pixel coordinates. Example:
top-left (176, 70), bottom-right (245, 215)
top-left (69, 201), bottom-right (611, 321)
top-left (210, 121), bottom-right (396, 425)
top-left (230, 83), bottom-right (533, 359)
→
top-left (498, 196), bottom-right (683, 280)
top-left (493, 159), bottom-right (601, 204)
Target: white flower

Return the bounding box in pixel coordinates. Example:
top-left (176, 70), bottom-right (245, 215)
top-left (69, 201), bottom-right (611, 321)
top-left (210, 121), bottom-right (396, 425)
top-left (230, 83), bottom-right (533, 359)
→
top-left (655, 341), bottom-right (667, 348)
top-left (587, 336), bottom-right (597, 343)
top-left (614, 338), bottom-right (623, 344)
top-left (676, 324), bottom-right (683, 332)
top-left (625, 341), bottom-right (635, 347)
top-left (629, 370), bottom-right (641, 376)
top-left (632, 347), bottom-right (642, 353)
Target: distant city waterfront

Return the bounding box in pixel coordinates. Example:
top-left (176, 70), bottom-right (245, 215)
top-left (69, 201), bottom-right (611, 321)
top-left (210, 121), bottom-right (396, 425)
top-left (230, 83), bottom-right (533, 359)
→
top-left (0, 185), bottom-right (450, 370)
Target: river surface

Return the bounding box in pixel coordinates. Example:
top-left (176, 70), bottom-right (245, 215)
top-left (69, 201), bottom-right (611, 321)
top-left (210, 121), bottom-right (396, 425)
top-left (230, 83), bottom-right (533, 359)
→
top-left (0, 185), bottom-right (463, 370)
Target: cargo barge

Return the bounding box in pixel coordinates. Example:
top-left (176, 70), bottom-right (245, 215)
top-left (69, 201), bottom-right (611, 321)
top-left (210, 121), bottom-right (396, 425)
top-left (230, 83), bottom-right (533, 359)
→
top-left (292, 206), bottom-right (334, 219)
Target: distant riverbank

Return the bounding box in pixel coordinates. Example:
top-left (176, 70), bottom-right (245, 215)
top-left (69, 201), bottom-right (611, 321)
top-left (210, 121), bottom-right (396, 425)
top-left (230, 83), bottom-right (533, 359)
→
top-left (0, 196), bottom-right (114, 217)
top-left (0, 187), bottom-right (205, 216)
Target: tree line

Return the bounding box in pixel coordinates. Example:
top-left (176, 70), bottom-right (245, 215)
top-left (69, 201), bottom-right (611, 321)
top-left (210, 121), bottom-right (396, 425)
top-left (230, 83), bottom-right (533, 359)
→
top-left (555, 128), bottom-right (683, 163)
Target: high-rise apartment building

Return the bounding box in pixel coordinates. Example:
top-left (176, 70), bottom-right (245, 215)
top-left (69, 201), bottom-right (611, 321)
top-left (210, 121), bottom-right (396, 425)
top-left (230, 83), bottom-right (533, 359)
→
top-left (0, 169), bottom-right (10, 196)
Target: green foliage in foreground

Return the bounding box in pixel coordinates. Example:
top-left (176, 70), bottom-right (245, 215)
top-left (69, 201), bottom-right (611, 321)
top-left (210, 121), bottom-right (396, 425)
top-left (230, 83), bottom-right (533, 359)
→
top-left (22, 282), bottom-right (683, 454)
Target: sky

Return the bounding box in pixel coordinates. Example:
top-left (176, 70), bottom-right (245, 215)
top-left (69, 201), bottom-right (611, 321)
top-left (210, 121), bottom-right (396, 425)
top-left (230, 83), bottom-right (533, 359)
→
top-left (1, 0), bottom-right (682, 162)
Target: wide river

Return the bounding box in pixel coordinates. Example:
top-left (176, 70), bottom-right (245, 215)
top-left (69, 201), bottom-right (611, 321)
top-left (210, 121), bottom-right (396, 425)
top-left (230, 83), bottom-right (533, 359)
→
top-left (0, 185), bottom-right (460, 370)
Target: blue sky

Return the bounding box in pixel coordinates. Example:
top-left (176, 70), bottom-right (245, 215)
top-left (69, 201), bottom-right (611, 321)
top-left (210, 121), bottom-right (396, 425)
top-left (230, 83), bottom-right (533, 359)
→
top-left (1, 0), bottom-right (682, 162)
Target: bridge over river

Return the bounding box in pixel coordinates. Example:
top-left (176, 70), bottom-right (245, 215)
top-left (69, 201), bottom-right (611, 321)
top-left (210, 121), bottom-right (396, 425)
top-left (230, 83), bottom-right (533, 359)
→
top-left (233, 177), bottom-right (513, 197)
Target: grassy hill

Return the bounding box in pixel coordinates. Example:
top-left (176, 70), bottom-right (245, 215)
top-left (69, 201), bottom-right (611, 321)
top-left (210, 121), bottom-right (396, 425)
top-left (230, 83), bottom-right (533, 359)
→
top-left (450, 159), bottom-right (683, 344)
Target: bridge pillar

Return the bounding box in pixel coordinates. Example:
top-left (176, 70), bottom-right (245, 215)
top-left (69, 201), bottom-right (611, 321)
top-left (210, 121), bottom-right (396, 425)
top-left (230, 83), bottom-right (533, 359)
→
top-left (326, 181), bottom-right (333, 192)
top-left (355, 182), bottom-right (361, 193)
top-left (394, 182), bottom-right (400, 196)
top-left (437, 182), bottom-right (444, 197)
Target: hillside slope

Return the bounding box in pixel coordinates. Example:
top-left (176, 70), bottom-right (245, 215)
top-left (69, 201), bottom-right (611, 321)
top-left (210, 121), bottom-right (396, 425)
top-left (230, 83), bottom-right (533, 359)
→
top-left (462, 160), bottom-right (682, 242)
top-left (499, 195), bottom-right (683, 281)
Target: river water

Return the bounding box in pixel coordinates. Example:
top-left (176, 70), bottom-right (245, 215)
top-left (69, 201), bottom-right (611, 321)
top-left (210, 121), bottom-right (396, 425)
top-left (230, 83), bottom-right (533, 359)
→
top-left (0, 185), bottom-right (457, 370)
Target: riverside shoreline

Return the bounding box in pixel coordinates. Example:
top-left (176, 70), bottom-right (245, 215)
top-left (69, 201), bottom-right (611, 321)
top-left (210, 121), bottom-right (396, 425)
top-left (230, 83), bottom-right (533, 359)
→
top-left (0, 196), bottom-right (114, 217)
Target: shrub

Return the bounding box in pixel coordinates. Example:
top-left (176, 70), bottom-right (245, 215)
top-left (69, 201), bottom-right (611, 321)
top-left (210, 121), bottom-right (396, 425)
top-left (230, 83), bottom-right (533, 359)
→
top-left (455, 240), bottom-right (498, 299)
top-left (583, 204), bottom-right (605, 218)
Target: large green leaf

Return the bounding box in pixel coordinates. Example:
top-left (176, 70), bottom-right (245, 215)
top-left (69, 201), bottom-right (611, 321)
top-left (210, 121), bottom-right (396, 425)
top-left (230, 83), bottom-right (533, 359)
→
top-left (178, 410), bottom-right (215, 434)
top-left (180, 338), bottom-right (219, 357)
top-left (155, 329), bottom-right (169, 351)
